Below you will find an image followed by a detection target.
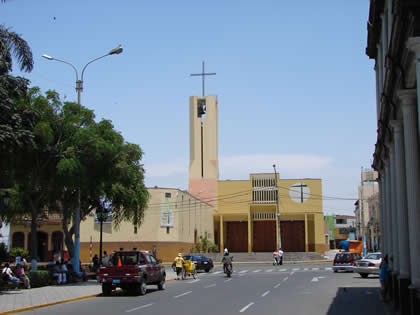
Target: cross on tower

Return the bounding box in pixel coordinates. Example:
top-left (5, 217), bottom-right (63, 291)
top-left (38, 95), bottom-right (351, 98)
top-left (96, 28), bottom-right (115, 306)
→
top-left (190, 61), bottom-right (216, 96)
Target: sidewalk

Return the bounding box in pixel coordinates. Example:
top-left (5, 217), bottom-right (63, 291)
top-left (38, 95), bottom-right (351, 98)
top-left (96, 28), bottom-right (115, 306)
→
top-left (0, 269), bottom-right (178, 314)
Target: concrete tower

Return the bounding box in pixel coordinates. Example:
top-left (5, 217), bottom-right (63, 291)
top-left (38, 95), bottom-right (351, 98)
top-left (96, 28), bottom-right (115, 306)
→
top-left (188, 96), bottom-right (219, 205)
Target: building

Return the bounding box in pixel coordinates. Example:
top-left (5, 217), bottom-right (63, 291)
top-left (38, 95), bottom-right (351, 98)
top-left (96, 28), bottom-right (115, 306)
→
top-left (214, 174), bottom-right (326, 254)
top-left (324, 215), bottom-right (335, 249)
top-left (333, 215), bottom-right (356, 248)
top-left (355, 168), bottom-right (379, 241)
top-left (366, 0), bottom-right (420, 313)
top-left (366, 192), bottom-right (380, 252)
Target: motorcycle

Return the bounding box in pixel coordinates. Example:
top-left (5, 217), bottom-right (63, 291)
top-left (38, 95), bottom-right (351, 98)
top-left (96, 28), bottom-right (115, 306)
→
top-left (224, 263), bottom-right (233, 277)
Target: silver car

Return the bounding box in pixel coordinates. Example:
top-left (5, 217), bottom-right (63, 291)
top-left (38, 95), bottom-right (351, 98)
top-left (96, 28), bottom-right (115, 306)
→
top-left (353, 252), bottom-right (382, 278)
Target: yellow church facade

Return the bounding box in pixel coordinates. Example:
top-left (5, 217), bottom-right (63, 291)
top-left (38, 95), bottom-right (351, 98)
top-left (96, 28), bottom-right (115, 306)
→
top-left (214, 174), bottom-right (326, 255)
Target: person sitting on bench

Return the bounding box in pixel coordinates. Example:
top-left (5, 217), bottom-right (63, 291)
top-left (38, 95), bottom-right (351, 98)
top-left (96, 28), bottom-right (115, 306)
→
top-left (2, 263), bottom-right (20, 284)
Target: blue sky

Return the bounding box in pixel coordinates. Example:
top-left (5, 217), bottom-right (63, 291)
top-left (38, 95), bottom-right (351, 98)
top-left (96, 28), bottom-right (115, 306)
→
top-left (2, 1), bottom-right (377, 216)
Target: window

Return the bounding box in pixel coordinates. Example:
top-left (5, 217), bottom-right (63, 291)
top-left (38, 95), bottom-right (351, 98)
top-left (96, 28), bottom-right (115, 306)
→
top-left (134, 226), bottom-right (138, 234)
top-left (336, 219), bottom-right (347, 224)
top-left (149, 255), bottom-right (157, 264)
top-left (166, 227), bottom-right (170, 234)
top-left (145, 255), bottom-right (152, 264)
top-left (138, 254), bottom-right (146, 264)
top-left (165, 192), bottom-right (171, 198)
top-left (12, 232), bottom-right (24, 249)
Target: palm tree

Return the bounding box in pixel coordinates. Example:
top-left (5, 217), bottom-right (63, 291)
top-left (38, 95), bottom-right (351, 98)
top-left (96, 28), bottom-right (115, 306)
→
top-left (0, 24), bottom-right (33, 74)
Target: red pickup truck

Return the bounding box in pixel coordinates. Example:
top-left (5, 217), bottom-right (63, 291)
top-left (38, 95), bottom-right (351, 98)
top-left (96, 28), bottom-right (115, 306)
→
top-left (97, 250), bottom-right (166, 296)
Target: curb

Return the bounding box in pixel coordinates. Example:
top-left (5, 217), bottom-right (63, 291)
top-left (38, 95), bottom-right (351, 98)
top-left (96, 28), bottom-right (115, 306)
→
top-left (2, 278), bottom-right (178, 315)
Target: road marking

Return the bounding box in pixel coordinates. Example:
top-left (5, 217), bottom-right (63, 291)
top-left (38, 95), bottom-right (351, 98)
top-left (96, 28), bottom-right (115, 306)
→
top-left (303, 268), bottom-right (308, 271)
top-left (214, 271), bottom-right (223, 274)
top-left (283, 276), bottom-right (289, 281)
top-left (266, 269), bottom-right (273, 272)
top-left (239, 302), bottom-right (255, 313)
top-left (261, 290), bottom-right (270, 297)
top-left (318, 276), bottom-right (326, 279)
top-left (126, 303), bottom-right (154, 312)
top-left (311, 277), bottom-right (319, 282)
top-left (253, 269), bottom-right (262, 273)
top-left (279, 268), bottom-right (287, 272)
top-left (274, 283), bottom-right (281, 288)
top-left (290, 271), bottom-right (295, 275)
top-left (293, 268), bottom-right (300, 271)
top-left (224, 278), bottom-right (233, 282)
top-left (239, 274), bottom-right (246, 277)
top-left (239, 270), bottom-right (248, 273)
top-left (188, 279), bottom-right (200, 284)
top-left (312, 267), bottom-right (320, 271)
top-left (174, 291), bottom-right (192, 298)
top-left (204, 284), bottom-right (216, 288)
top-left (325, 267), bottom-right (332, 270)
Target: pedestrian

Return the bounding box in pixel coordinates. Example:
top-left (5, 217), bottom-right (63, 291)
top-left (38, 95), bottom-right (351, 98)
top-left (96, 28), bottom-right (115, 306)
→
top-left (52, 261), bottom-right (64, 284)
top-left (102, 251), bottom-right (110, 266)
top-left (59, 261), bottom-right (68, 284)
top-left (173, 253), bottom-right (185, 280)
top-left (278, 248), bottom-right (284, 265)
top-left (2, 263), bottom-right (20, 285)
top-left (379, 255), bottom-right (389, 301)
top-left (152, 246), bottom-right (157, 259)
top-left (273, 250), bottom-right (279, 265)
top-left (92, 254), bottom-right (99, 272)
top-left (15, 264), bottom-right (30, 289)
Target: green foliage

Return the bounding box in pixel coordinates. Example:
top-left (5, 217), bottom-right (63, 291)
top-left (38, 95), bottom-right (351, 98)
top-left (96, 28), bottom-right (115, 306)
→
top-left (9, 247), bottom-right (28, 259)
top-left (28, 270), bottom-right (50, 288)
top-left (0, 242), bottom-right (8, 262)
top-left (194, 235), bottom-right (219, 253)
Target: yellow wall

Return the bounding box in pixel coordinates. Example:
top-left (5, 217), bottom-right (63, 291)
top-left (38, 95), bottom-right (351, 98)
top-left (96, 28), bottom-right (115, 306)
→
top-left (216, 180), bottom-right (252, 216)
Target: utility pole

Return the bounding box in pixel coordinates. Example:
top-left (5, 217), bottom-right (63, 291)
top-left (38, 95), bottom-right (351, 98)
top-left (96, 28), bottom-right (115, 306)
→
top-left (273, 165), bottom-right (282, 249)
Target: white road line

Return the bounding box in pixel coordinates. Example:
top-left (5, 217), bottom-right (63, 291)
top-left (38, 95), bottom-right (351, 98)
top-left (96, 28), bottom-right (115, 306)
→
top-left (293, 268), bottom-right (300, 271)
top-left (261, 290), bottom-right (270, 297)
top-left (126, 303), bottom-right (154, 312)
top-left (311, 277), bottom-right (319, 282)
top-left (274, 283), bottom-right (281, 288)
top-left (290, 271), bottom-right (295, 275)
top-left (239, 302), bottom-right (255, 313)
top-left (325, 267), bottom-right (332, 270)
top-left (239, 274), bottom-right (246, 277)
top-left (312, 267), bottom-right (320, 271)
top-left (174, 291), bottom-right (192, 298)
top-left (188, 279), bottom-right (200, 284)
top-left (204, 284), bottom-right (216, 288)
top-left (279, 268), bottom-right (287, 272)
top-left (253, 269), bottom-right (262, 273)
top-left (224, 278), bottom-right (233, 282)
top-left (266, 269), bottom-right (273, 272)
top-left (213, 271), bottom-right (223, 274)
top-left (239, 270), bottom-right (248, 273)
top-left (283, 276), bottom-right (289, 281)
top-left (303, 268), bottom-right (308, 271)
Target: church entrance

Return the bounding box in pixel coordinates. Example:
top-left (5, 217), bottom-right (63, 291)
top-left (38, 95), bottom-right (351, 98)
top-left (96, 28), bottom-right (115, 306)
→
top-left (253, 221), bottom-right (276, 252)
top-left (226, 222), bottom-right (248, 252)
top-left (280, 221), bottom-right (305, 252)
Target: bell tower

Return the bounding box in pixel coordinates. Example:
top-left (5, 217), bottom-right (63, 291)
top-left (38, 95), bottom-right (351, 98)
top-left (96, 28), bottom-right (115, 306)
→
top-left (188, 96), bottom-right (219, 205)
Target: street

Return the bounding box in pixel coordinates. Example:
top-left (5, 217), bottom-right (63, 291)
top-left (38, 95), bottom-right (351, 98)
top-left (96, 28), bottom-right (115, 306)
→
top-left (20, 263), bottom-right (387, 315)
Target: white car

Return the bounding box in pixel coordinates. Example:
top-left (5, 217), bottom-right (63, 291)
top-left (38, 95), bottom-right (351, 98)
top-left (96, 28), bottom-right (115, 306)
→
top-left (353, 252), bottom-right (382, 278)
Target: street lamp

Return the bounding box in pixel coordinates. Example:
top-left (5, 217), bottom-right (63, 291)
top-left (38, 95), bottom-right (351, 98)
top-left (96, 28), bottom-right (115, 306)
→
top-left (96, 198), bottom-right (111, 264)
top-left (42, 45), bottom-right (123, 273)
top-left (273, 165), bottom-right (282, 250)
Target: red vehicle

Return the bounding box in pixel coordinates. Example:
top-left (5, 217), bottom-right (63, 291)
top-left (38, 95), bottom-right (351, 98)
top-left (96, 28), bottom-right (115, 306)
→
top-left (97, 250), bottom-right (166, 296)
top-left (332, 252), bottom-right (362, 273)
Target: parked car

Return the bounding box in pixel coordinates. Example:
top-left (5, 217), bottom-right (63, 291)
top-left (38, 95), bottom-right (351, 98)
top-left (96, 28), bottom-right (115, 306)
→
top-left (332, 252), bottom-right (362, 272)
top-left (97, 250), bottom-right (166, 296)
top-left (353, 252), bottom-right (382, 278)
top-left (183, 254), bottom-right (214, 272)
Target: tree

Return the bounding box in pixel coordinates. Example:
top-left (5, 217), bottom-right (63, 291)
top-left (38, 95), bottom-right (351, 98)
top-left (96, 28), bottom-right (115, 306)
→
top-left (0, 24), bottom-right (35, 188)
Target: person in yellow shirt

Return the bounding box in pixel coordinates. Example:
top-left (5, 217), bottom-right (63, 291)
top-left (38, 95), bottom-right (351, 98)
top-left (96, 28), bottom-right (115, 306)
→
top-left (173, 253), bottom-right (185, 280)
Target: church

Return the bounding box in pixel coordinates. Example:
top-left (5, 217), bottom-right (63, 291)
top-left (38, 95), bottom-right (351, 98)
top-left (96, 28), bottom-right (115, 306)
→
top-left (8, 71), bottom-right (326, 262)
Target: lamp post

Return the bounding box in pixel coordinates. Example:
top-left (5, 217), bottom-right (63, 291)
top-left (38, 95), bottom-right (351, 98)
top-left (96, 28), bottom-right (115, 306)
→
top-left (42, 45), bottom-right (123, 273)
top-left (273, 164), bottom-right (282, 250)
top-left (96, 199), bottom-right (110, 264)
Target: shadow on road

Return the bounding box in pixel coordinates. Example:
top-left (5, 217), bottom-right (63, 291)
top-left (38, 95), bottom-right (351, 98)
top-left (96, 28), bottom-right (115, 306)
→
top-left (327, 287), bottom-right (386, 315)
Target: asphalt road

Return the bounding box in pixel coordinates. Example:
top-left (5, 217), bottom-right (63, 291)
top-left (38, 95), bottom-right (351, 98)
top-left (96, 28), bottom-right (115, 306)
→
top-left (20, 263), bottom-right (387, 315)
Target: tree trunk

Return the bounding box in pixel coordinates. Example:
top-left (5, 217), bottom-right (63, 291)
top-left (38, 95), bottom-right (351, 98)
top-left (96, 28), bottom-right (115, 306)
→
top-left (62, 207), bottom-right (74, 261)
top-left (30, 203), bottom-right (38, 270)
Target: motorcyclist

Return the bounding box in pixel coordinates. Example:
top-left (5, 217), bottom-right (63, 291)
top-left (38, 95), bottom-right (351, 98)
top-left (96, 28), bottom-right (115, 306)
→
top-left (221, 248), bottom-right (233, 273)
top-left (173, 253), bottom-right (185, 280)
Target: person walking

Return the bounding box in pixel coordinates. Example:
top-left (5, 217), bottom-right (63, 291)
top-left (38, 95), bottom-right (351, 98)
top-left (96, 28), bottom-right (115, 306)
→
top-left (173, 253), bottom-right (185, 280)
top-left (273, 250), bottom-right (279, 265)
top-left (102, 251), bottom-right (110, 266)
top-left (278, 248), bottom-right (284, 265)
top-left (379, 255), bottom-right (389, 301)
top-left (92, 254), bottom-right (99, 272)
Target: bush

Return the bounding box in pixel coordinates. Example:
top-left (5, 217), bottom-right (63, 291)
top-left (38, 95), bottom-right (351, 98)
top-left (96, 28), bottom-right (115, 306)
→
top-left (0, 243), bottom-right (8, 262)
top-left (28, 270), bottom-right (51, 288)
top-left (9, 247), bottom-right (29, 260)
top-left (194, 235), bottom-right (219, 253)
